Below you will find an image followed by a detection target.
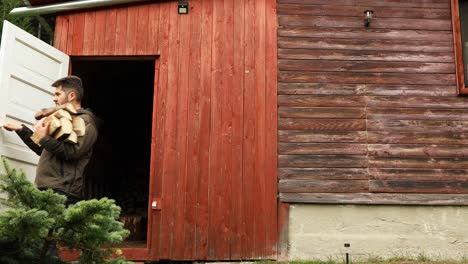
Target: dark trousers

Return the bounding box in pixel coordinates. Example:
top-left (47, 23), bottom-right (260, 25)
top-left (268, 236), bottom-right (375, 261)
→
top-left (39, 188), bottom-right (81, 260)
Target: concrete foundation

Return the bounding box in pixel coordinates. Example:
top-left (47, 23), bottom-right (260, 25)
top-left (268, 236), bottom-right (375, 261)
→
top-left (288, 204), bottom-right (468, 261)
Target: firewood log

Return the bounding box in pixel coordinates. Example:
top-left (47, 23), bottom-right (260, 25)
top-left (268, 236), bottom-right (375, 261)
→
top-left (34, 102), bottom-right (77, 120)
top-left (72, 116), bottom-right (86, 136)
top-left (53, 117), bottom-right (73, 140)
top-left (45, 115), bottom-right (61, 135)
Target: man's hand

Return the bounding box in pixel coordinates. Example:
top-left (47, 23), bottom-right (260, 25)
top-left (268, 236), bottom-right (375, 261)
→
top-left (34, 118), bottom-right (50, 140)
top-left (2, 123), bottom-right (22, 131)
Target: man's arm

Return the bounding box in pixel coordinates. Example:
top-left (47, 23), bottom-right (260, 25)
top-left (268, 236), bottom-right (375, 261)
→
top-left (2, 123), bottom-right (43, 155)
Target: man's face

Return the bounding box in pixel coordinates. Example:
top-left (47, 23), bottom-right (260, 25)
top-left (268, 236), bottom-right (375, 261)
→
top-left (53, 86), bottom-right (69, 106)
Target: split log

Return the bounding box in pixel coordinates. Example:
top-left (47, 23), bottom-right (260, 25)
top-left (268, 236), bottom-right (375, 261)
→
top-left (34, 102), bottom-right (77, 120)
top-left (72, 116), bottom-right (86, 136)
top-left (53, 117), bottom-right (73, 140)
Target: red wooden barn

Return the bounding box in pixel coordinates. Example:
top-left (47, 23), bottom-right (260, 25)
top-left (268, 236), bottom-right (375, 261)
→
top-left (2, 0), bottom-right (468, 261)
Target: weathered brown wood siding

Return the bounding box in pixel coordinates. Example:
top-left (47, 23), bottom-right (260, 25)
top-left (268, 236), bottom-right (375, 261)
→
top-left (54, 0), bottom-right (278, 260)
top-left (278, 0), bottom-right (468, 204)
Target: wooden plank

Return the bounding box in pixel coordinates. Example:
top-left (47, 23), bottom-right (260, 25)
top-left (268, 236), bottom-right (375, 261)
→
top-left (368, 120), bottom-right (468, 132)
top-left (278, 37), bottom-right (453, 52)
top-left (369, 168), bottom-right (468, 181)
top-left (148, 58), bottom-right (163, 261)
top-left (71, 13), bottom-right (85, 55)
top-left (54, 16), bottom-right (66, 51)
top-left (278, 15), bottom-right (451, 31)
top-left (93, 10), bottom-right (106, 55)
top-left (82, 11), bottom-right (96, 55)
top-left (279, 179), bottom-right (369, 193)
top-left (195, 0), bottom-right (213, 259)
top-left (254, 0), bottom-right (267, 256)
top-left (279, 107), bottom-right (365, 119)
top-left (207, 0), bottom-right (225, 259)
top-left (147, 3), bottom-right (160, 55)
top-left (172, 4), bottom-right (191, 258)
top-left (242, 0), bottom-right (256, 257)
top-left (279, 95), bottom-right (366, 107)
top-left (369, 157), bottom-right (468, 169)
top-left (265, 0), bottom-right (278, 256)
top-left (368, 144), bottom-right (468, 158)
top-left (278, 83), bottom-right (457, 96)
top-left (452, 0), bottom-right (468, 95)
top-left (278, 27), bottom-right (453, 41)
top-left (230, 0), bottom-right (245, 258)
top-left (279, 72), bottom-right (455, 85)
top-left (278, 0), bottom-right (450, 9)
top-left (279, 118), bottom-right (366, 131)
top-left (279, 143), bottom-right (367, 155)
top-left (367, 108), bottom-right (468, 121)
top-left (368, 131), bottom-right (468, 145)
top-left (183, 0), bottom-right (202, 259)
top-left (158, 1), bottom-right (180, 259)
top-left (136, 5), bottom-right (150, 55)
top-left (115, 7), bottom-right (128, 55)
top-left (277, 4), bottom-right (451, 19)
top-left (279, 168), bottom-right (369, 180)
top-left (279, 154), bottom-right (368, 168)
top-left (278, 49), bottom-right (454, 62)
top-left (125, 5), bottom-right (139, 55)
top-left (65, 14), bottom-right (74, 54)
top-left (148, 5), bottom-right (163, 262)
top-left (219, 0), bottom-right (235, 258)
top-left (368, 96), bottom-right (468, 109)
top-left (370, 180), bottom-right (468, 194)
top-left (279, 193), bottom-right (468, 205)
top-left (104, 8), bottom-right (117, 55)
top-left (279, 60), bottom-right (455, 74)
top-left (278, 131), bottom-right (367, 143)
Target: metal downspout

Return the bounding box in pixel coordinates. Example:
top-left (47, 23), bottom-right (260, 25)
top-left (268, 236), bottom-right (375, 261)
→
top-left (9, 0), bottom-right (150, 17)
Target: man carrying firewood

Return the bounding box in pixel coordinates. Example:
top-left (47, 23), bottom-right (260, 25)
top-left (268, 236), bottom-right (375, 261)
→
top-left (2, 75), bottom-right (99, 207)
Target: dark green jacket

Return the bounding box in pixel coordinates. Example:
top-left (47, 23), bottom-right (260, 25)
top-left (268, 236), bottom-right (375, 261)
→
top-left (16, 108), bottom-right (98, 199)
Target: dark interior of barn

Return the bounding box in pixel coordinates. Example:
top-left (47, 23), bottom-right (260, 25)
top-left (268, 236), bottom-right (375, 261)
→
top-left (72, 58), bottom-right (155, 246)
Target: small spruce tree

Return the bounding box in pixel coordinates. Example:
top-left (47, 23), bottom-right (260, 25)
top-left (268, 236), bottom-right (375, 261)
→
top-left (0, 157), bottom-right (132, 264)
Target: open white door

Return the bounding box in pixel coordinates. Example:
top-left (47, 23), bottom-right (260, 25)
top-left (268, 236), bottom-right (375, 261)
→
top-left (0, 20), bottom-right (69, 182)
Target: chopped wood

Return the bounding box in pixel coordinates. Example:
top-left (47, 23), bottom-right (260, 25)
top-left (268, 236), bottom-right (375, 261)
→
top-left (65, 131), bottom-right (78, 144)
top-left (72, 116), bottom-right (86, 136)
top-left (34, 102), bottom-right (77, 120)
top-left (53, 109), bottom-right (72, 121)
top-left (30, 132), bottom-right (42, 146)
top-left (53, 117), bottom-right (73, 140)
top-left (45, 115), bottom-right (61, 135)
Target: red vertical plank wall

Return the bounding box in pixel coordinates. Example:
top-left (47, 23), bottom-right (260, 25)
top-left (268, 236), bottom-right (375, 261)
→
top-left (54, 0), bottom-right (278, 260)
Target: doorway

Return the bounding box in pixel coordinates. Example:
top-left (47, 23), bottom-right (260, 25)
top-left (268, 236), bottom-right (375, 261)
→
top-left (71, 58), bottom-right (155, 247)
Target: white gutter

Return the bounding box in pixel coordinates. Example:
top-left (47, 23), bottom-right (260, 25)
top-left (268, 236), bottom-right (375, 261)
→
top-left (9, 0), bottom-right (151, 17)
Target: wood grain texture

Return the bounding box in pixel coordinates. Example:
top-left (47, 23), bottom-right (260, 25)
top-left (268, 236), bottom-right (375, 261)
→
top-left (279, 179), bottom-right (369, 193)
top-left (277, 0), bottom-right (468, 204)
top-left (279, 168), bottom-right (369, 180)
top-left (279, 193), bottom-right (468, 205)
top-left (278, 37), bottom-right (453, 52)
top-left (54, 0), bottom-right (276, 260)
top-left (370, 180), bottom-right (468, 193)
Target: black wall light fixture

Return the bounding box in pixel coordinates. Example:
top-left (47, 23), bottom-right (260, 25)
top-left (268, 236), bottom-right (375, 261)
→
top-left (364, 9), bottom-right (374, 27)
top-left (178, 1), bottom-right (188, 14)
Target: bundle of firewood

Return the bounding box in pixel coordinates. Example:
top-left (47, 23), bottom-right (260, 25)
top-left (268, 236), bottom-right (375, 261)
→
top-left (30, 103), bottom-right (86, 145)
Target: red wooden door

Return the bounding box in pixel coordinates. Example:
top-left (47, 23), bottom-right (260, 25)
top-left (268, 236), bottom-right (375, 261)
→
top-left (54, 0), bottom-right (278, 260)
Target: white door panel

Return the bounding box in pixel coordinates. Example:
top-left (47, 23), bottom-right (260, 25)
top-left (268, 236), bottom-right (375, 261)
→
top-left (0, 20), bottom-right (69, 177)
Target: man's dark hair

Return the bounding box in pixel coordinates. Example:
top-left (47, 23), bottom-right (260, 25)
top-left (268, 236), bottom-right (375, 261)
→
top-left (51, 75), bottom-right (84, 102)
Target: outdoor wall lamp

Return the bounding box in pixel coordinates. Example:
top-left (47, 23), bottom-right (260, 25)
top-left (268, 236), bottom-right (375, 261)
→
top-left (178, 1), bottom-right (188, 14)
top-left (363, 9), bottom-right (374, 27)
